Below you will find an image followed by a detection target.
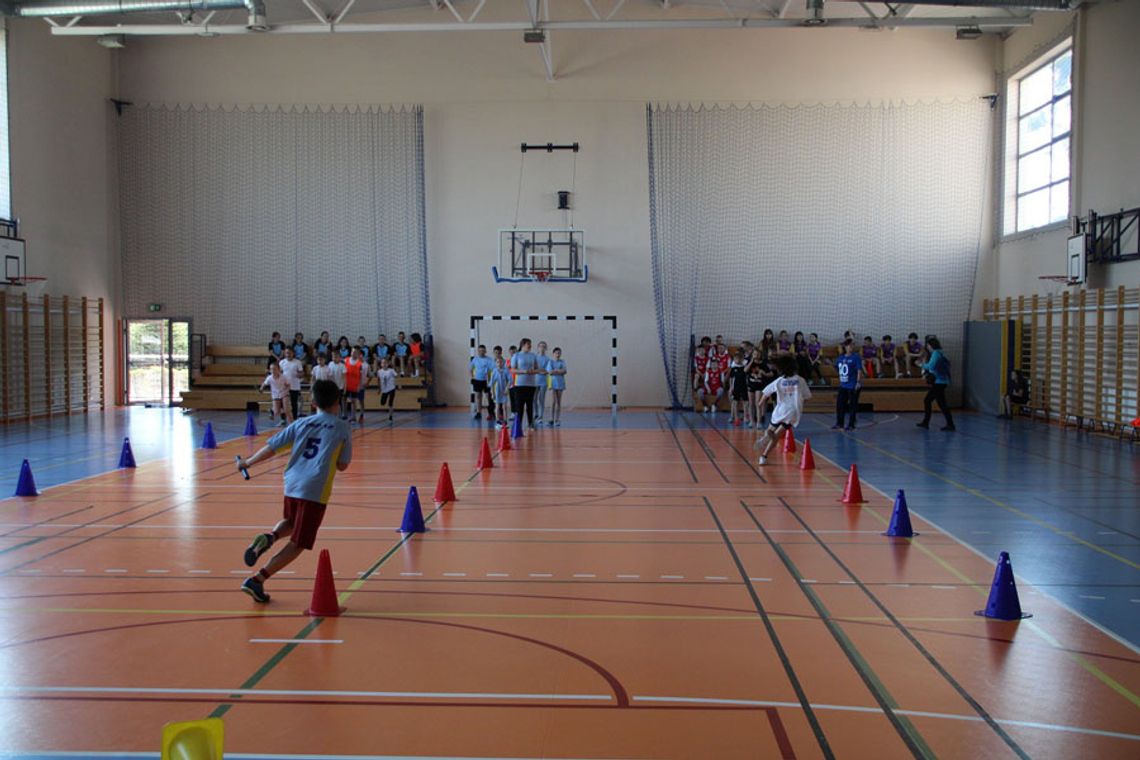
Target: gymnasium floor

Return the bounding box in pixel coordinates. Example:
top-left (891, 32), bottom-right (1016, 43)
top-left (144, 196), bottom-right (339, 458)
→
top-left (0, 408), bottom-right (1137, 759)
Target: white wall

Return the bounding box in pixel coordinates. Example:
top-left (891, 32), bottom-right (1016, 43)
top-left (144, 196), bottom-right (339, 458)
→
top-left (110, 22), bottom-right (996, 406)
top-left (6, 19), bottom-right (116, 396)
top-left (992, 1), bottom-right (1140, 299)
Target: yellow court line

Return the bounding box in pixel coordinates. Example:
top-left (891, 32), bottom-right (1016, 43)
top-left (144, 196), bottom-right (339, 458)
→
top-left (809, 441), bottom-right (1140, 711)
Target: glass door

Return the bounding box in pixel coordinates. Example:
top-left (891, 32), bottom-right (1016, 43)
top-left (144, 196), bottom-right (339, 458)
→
top-left (125, 318), bottom-right (192, 406)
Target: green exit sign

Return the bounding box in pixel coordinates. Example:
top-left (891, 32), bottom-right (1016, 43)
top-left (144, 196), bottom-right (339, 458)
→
top-left (147, 303), bottom-right (162, 312)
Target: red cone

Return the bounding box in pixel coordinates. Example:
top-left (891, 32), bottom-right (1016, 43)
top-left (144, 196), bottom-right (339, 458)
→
top-left (477, 438), bottom-right (494, 469)
top-left (497, 424), bottom-right (512, 452)
top-left (839, 464), bottom-right (866, 504)
top-left (799, 439), bottom-right (815, 470)
top-left (434, 462), bottom-right (457, 503)
top-left (783, 427), bottom-right (797, 454)
top-left (305, 549), bottom-right (344, 617)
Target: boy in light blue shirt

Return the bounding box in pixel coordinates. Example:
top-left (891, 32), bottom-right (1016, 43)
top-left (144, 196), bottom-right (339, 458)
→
top-left (534, 341), bottom-right (552, 423)
top-left (236, 379), bottom-right (353, 603)
top-left (833, 339), bottom-right (864, 431)
top-left (470, 344), bottom-right (495, 420)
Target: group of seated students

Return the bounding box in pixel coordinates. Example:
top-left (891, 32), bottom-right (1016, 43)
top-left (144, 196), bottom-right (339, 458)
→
top-left (693, 330), bottom-right (933, 428)
top-left (260, 330), bottom-right (426, 427)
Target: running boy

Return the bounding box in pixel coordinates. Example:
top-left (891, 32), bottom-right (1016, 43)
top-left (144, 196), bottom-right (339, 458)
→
top-left (376, 358), bottom-right (398, 421)
top-left (260, 362), bottom-right (293, 427)
top-left (237, 379), bottom-right (353, 603)
top-left (754, 355), bottom-right (812, 466)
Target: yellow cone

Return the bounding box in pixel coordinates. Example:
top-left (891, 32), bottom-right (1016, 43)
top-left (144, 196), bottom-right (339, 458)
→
top-left (161, 718), bottom-right (224, 760)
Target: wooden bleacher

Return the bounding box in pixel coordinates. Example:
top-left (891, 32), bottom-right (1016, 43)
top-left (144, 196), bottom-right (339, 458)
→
top-left (692, 344), bottom-right (930, 413)
top-left (180, 344), bottom-right (428, 412)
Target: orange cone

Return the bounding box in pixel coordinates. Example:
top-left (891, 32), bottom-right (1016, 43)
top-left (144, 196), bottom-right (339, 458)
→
top-left (799, 439), bottom-right (816, 470)
top-left (497, 424), bottom-right (512, 452)
top-left (477, 438), bottom-right (494, 469)
top-left (839, 464), bottom-right (866, 504)
top-left (434, 462), bottom-right (457, 503)
top-left (783, 427), bottom-right (797, 454)
top-left (305, 549), bottom-right (344, 617)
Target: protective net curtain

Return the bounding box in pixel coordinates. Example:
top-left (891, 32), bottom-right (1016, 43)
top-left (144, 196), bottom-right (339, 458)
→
top-left (647, 100), bottom-right (990, 407)
top-left (119, 104), bottom-right (431, 342)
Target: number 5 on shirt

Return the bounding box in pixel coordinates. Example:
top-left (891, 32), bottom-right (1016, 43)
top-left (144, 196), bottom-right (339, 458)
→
top-left (302, 437), bottom-right (321, 459)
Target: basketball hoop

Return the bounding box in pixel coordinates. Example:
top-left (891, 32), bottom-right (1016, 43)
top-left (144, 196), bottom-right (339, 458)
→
top-left (1037, 275), bottom-right (1072, 295)
top-left (533, 271), bottom-right (550, 283)
top-left (2, 276), bottom-right (48, 298)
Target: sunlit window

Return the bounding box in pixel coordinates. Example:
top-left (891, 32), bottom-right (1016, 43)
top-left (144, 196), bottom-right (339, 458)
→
top-left (1009, 45), bottom-right (1072, 234)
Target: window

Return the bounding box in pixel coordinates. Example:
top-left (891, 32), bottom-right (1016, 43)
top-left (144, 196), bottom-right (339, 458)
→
top-left (1005, 43), bottom-right (1072, 235)
top-left (0, 20), bottom-right (9, 220)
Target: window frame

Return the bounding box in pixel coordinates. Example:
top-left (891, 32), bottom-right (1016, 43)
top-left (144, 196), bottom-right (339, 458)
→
top-left (1003, 39), bottom-right (1074, 239)
top-left (0, 18), bottom-right (10, 222)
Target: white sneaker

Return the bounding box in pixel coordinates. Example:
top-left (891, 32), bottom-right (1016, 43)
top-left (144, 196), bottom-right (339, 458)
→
top-left (758, 456), bottom-right (767, 466)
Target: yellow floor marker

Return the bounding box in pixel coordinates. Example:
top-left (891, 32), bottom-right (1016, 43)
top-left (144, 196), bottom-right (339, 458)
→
top-left (161, 718), bottom-right (224, 760)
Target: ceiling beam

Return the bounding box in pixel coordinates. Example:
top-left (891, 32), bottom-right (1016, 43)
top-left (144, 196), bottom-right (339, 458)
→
top-left (49, 15), bottom-right (1035, 34)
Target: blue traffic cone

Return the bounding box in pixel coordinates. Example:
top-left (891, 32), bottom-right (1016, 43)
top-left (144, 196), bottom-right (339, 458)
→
top-left (974, 551), bottom-right (1032, 620)
top-left (201, 422), bottom-right (217, 450)
top-left (510, 412), bottom-right (524, 440)
top-left (397, 485), bottom-right (428, 533)
top-left (118, 438), bottom-right (136, 469)
top-left (243, 412), bottom-right (258, 437)
top-left (882, 489), bottom-right (917, 538)
top-left (14, 459), bottom-right (38, 497)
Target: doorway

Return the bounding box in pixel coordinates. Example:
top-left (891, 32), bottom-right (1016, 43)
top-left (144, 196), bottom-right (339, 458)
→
top-left (124, 319), bottom-right (191, 406)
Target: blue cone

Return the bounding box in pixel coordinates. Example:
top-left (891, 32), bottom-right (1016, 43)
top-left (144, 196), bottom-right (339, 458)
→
top-left (397, 485), bottom-right (428, 534)
top-left (975, 551), bottom-right (1032, 620)
top-left (118, 438), bottom-right (136, 469)
top-left (14, 459), bottom-right (38, 497)
top-left (883, 489), bottom-right (916, 537)
top-left (201, 422), bottom-right (217, 450)
top-left (243, 412), bottom-right (258, 436)
top-left (510, 412), bottom-right (524, 440)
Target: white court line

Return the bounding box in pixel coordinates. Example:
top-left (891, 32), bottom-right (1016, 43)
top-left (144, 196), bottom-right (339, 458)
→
top-left (16, 569), bottom-right (41, 574)
top-left (529, 573), bottom-right (553, 578)
top-left (660, 575), bottom-right (685, 580)
top-left (572, 574), bottom-right (596, 578)
top-left (1079, 595), bottom-right (1106, 601)
top-left (103, 569), bottom-right (127, 574)
top-left (931, 585), bottom-right (957, 590)
top-left (61, 569), bottom-right (85, 574)
top-left (145, 570), bottom-right (170, 574)
top-left (632, 697), bottom-right (1140, 742)
top-left (0, 686), bottom-right (611, 702)
top-left (249, 639), bottom-right (343, 645)
top-left (187, 570), bottom-right (211, 574)
top-left (838, 580), bottom-right (856, 585)
top-left (616, 574), bottom-right (640, 579)
top-left (442, 572), bottom-right (467, 577)
top-left (399, 572), bottom-right (423, 577)
top-left (485, 573), bottom-right (510, 578)
top-left (278, 571), bottom-right (296, 575)
top-left (749, 577), bottom-right (772, 582)
top-left (0, 685), bottom-right (1134, 741)
top-left (704, 576), bottom-right (728, 581)
top-left (800, 579), bottom-right (817, 584)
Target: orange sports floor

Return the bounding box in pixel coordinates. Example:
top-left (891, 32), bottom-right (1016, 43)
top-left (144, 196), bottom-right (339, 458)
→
top-left (1, 416), bottom-right (1138, 759)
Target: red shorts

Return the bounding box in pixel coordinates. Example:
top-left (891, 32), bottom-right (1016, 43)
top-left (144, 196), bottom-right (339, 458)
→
top-left (282, 496), bottom-right (327, 550)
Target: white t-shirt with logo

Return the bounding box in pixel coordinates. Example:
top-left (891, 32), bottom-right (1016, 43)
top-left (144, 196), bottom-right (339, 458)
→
top-left (278, 358), bottom-right (305, 391)
top-left (328, 362), bottom-right (346, 390)
top-left (262, 372), bottom-right (290, 400)
top-left (378, 368), bottom-right (398, 394)
top-left (763, 375), bottom-right (812, 427)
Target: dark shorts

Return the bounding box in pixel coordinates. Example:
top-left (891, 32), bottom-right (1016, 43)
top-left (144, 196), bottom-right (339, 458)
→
top-left (346, 389), bottom-right (365, 402)
top-left (472, 379), bottom-right (488, 393)
top-left (380, 390), bottom-right (395, 405)
top-left (283, 496), bottom-right (327, 550)
top-left (1010, 393), bottom-right (1029, 405)
top-left (732, 386), bottom-right (749, 401)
